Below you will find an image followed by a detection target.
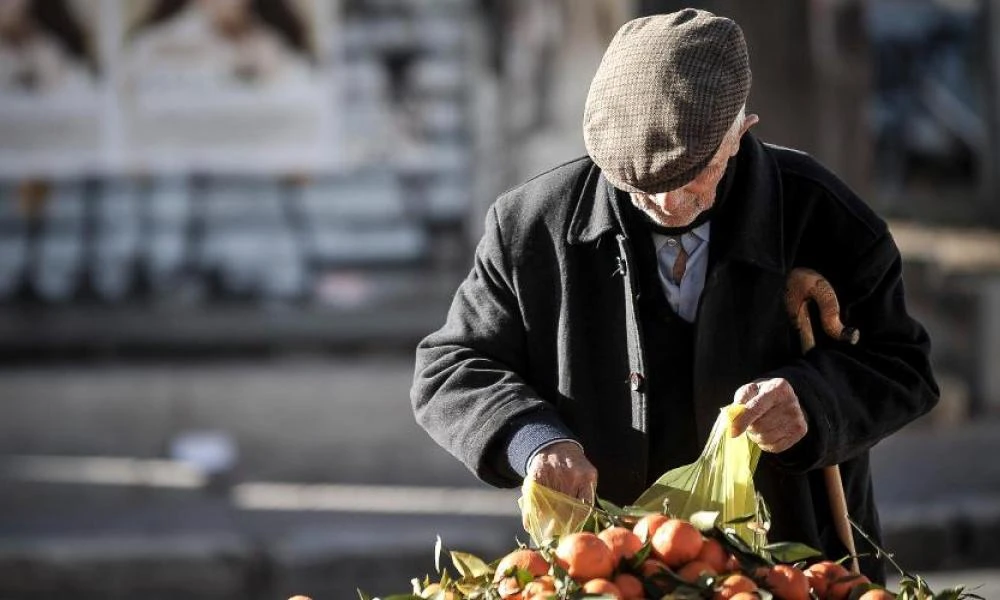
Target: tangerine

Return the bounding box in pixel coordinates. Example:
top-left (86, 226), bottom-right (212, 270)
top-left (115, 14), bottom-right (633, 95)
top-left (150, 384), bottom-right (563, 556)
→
top-left (493, 548), bottom-right (549, 582)
top-left (581, 578), bottom-right (624, 600)
top-left (640, 558), bottom-right (672, 593)
top-left (714, 574), bottom-right (757, 599)
top-left (804, 561), bottom-right (850, 597)
top-left (858, 590), bottom-right (895, 600)
top-left (495, 576), bottom-right (522, 600)
top-left (765, 564), bottom-right (810, 600)
top-left (678, 560), bottom-right (717, 583)
top-left (555, 532), bottom-right (616, 582)
top-left (640, 558), bottom-right (669, 578)
top-left (521, 575), bottom-right (556, 596)
top-left (650, 519), bottom-right (704, 567)
top-left (633, 514), bottom-right (671, 544)
top-left (697, 538), bottom-right (730, 574)
top-left (724, 554), bottom-right (742, 573)
top-left (599, 526), bottom-right (644, 563)
top-left (828, 574), bottom-right (871, 600)
top-left (613, 573), bottom-right (645, 599)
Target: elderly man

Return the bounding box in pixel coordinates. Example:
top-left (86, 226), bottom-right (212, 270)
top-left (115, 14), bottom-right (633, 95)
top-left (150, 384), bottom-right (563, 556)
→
top-left (411, 9), bottom-right (938, 582)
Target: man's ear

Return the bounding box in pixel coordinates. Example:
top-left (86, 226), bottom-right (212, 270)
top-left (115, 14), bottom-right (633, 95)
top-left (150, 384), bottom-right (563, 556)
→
top-left (740, 113), bottom-right (760, 137)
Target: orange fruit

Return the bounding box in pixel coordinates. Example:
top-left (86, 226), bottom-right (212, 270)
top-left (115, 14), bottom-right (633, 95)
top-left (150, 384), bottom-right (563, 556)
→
top-left (640, 558), bottom-right (669, 577)
top-left (804, 561), bottom-right (850, 597)
top-left (613, 573), bottom-right (645, 599)
top-left (633, 514), bottom-right (670, 544)
top-left (555, 532), bottom-right (616, 582)
top-left (521, 575), bottom-right (556, 597)
top-left (493, 548), bottom-right (549, 582)
top-left (829, 574), bottom-right (871, 600)
top-left (729, 594), bottom-right (759, 600)
top-left (724, 554), bottom-right (742, 573)
top-left (678, 560), bottom-right (717, 583)
top-left (714, 574), bottom-right (757, 599)
top-left (697, 538), bottom-right (730, 574)
top-left (650, 519), bottom-right (704, 567)
top-left (765, 564), bottom-right (810, 600)
top-left (858, 590), bottom-right (895, 600)
top-left (496, 576), bottom-right (522, 599)
top-left (640, 558), bottom-right (672, 593)
top-left (599, 526), bottom-right (644, 563)
top-left (581, 578), bottom-right (624, 600)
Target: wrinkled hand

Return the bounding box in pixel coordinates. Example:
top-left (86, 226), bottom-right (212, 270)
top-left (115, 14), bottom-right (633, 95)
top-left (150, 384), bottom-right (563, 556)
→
top-left (526, 441), bottom-right (598, 504)
top-left (730, 378), bottom-right (808, 453)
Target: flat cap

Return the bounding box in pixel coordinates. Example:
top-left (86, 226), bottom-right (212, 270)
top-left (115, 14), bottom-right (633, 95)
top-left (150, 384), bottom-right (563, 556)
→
top-left (583, 10), bottom-right (751, 194)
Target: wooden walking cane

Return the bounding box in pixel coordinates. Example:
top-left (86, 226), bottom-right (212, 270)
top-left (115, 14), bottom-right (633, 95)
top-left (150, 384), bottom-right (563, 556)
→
top-left (785, 268), bottom-right (861, 575)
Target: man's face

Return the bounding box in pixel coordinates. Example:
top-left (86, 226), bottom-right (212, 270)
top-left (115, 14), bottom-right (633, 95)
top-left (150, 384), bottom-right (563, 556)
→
top-left (632, 113), bottom-right (759, 228)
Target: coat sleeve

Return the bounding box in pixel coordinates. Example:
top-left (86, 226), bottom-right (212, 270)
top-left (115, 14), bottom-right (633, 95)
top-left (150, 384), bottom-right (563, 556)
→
top-left (411, 204), bottom-right (570, 487)
top-left (770, 232), bottom-right (940, 472)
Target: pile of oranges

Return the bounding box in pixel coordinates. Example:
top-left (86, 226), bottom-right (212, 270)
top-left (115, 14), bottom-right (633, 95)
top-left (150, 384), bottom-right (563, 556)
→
top-left (484, 515), bottom-right (889, 600)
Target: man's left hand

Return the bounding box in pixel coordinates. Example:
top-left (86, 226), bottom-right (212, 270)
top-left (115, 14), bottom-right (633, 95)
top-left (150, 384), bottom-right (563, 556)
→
top-left (729, 378), bottom-right (808, 453)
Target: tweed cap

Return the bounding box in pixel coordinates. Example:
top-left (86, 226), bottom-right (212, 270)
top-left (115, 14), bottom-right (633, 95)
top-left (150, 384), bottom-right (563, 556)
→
top-left (583, 10), bottom-right (751, 194)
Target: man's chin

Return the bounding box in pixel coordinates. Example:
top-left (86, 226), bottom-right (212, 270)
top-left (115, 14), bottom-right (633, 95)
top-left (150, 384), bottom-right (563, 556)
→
top-left (653, 211), bottom-right (701, 229)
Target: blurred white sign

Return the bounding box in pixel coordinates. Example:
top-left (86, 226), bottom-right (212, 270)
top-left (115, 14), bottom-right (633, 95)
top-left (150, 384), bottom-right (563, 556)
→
top-left (0, 0), bottom-right (340, 177)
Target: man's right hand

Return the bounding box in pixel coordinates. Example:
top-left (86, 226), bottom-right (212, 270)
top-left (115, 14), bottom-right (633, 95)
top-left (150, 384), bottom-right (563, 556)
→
top-left (525, 441), bottom-right (598, 504)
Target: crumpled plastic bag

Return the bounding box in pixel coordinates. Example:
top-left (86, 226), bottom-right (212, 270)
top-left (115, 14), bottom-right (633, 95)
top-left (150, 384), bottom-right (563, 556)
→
top-left (632, 404), bottom-right (761, 543)
top-left (517, 405), bottom-right (761, 546)
top-left (518, 478), bottom-right (594, 546)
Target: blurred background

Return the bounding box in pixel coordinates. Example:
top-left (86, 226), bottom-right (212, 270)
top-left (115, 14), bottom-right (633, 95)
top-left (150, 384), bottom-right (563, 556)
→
top-left (0, 0), bottom-right (998, 598)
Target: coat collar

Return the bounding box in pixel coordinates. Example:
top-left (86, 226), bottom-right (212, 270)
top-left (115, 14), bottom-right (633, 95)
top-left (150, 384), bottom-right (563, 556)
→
top-left (566, 133), bottom-right (786, 274)
top-left (565, 164), bottom-right (617, 245)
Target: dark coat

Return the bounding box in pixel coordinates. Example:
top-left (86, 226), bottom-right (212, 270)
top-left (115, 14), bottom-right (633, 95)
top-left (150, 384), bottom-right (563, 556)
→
top-left (411, 134), bottom-right (939, 581)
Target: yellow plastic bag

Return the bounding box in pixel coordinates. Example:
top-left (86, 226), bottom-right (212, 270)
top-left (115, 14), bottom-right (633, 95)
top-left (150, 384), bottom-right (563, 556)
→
top-left (517, 478), bottom-right (594, 546)
top-left (632, 405), bottom-right (761, 543)
top-left (517, 405), bottom-right (761, 546)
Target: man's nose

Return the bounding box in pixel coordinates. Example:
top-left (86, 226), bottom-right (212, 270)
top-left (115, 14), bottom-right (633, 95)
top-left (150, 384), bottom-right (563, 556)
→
top-left (663, 189), bottom-right (686, 203)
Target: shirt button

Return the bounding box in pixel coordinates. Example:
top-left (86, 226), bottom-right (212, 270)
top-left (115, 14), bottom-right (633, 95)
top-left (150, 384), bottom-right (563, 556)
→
top-left (628, 371), bottom-right (645, 392)
top-left (666, 237), bottom-right (679, 247)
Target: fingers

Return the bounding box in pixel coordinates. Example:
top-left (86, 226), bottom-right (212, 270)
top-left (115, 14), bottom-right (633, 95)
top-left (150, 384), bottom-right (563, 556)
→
top-left (730, 381), bottom-right (764, 435)
top-left (526, 441), bottom-right (598, 504)
top-left (730, 378), bottom-right (808, 453)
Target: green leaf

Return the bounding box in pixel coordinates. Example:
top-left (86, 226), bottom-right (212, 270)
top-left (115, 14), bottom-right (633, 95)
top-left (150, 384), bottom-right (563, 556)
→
top-left (847, 583), bottom-right (882, 600)
top-left (629, 540), bottom-right (652, 569)
top-left (598, 497), bottom-right (625, 516)
top-left (725, 512), bottom-right (757, 525)
top-left (515, 567), bottom-right (537, 587)
top-left (690, 511), bottom-right (720, 531)
top-left (380, 595), bottom-right (424, 600)
top-left (764, 541), bottom-right (823, 563)
top-left (434, 535), bottom-right (443, 574)
top-left (620, 505), bottom-right (659, 518)
top-left (450, 551), bottom-right (490, 579)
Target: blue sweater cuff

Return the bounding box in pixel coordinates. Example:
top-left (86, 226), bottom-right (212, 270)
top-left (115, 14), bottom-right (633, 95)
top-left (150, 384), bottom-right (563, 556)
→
top-left (505, 413), bottom-right (578, 478)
